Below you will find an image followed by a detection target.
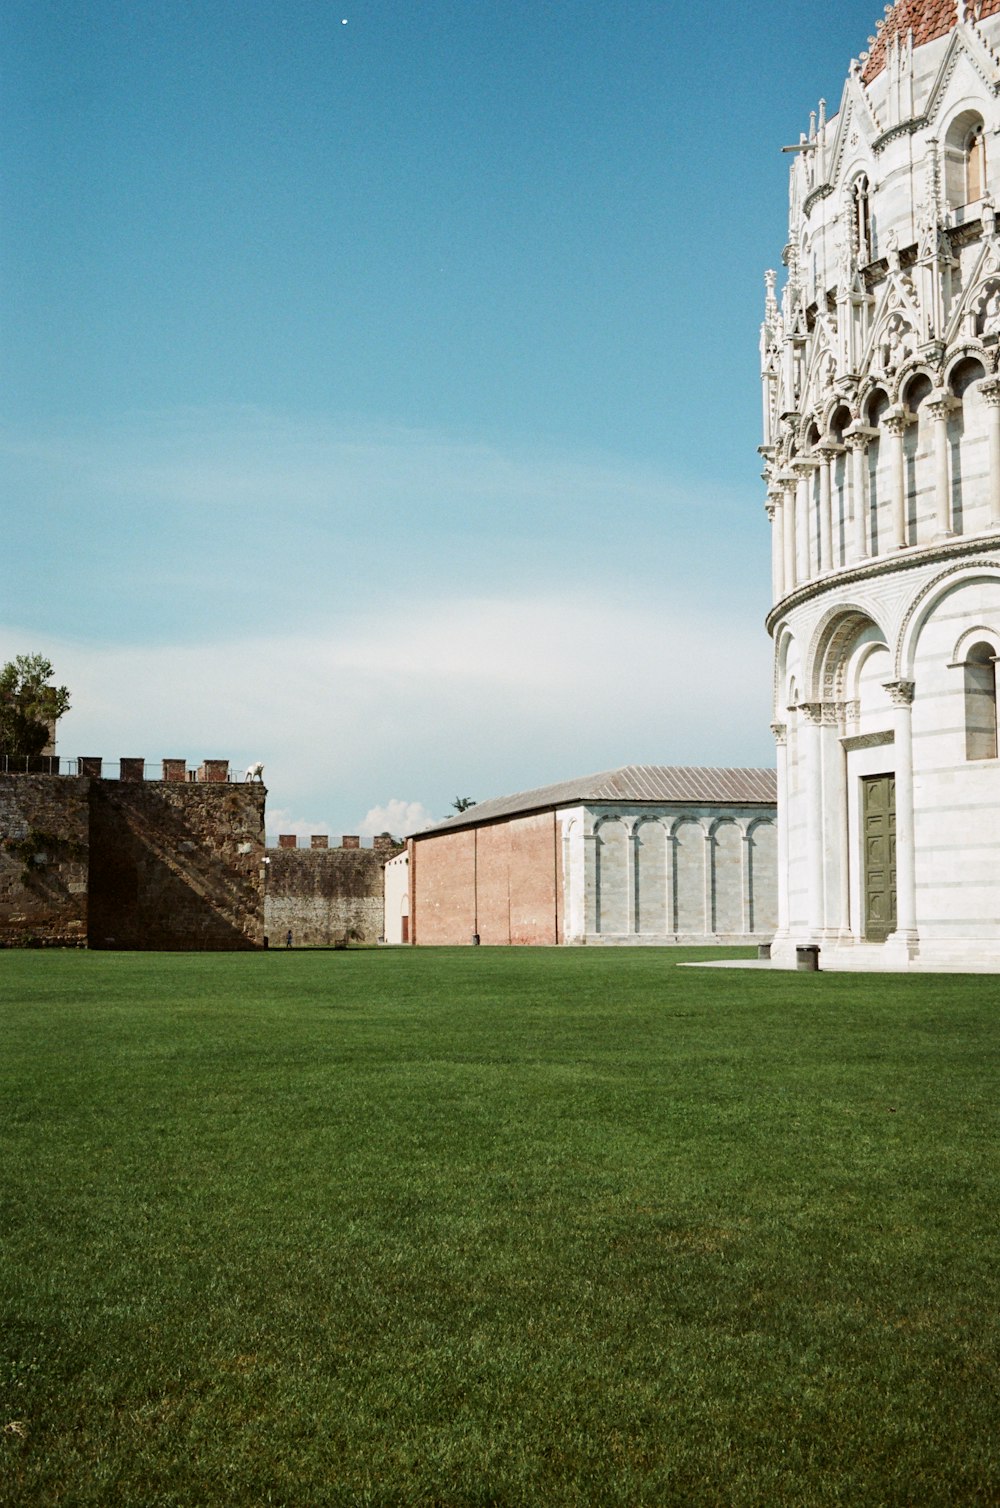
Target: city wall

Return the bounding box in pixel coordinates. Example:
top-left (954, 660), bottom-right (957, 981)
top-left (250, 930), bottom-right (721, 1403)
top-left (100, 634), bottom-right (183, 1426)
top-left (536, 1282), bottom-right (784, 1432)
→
top-left (264, 834), bottom-right (402, 946)
top-left (0, 762), bottom-right (265, 949)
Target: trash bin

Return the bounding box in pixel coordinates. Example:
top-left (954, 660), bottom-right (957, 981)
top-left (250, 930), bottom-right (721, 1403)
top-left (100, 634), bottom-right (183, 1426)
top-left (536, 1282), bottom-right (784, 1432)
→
top-left (796, 944), bottom-right (820, 971)
top-left (757, 942), bottom-right (771, 960)
top-left (472, 933), bottom-right (481, 946)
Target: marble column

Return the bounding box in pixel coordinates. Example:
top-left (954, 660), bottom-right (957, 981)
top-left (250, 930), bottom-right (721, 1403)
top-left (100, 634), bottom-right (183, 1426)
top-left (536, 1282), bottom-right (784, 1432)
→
top-left (799, 702), bottom-right (826, 938)
top-left (771, 722), bottom-right (789, 938)
top-left (792, 457), bottom-right (819, 582)
top-left (884, 680), bottom-right (919, 951)
top-left (835, 708), bottom-right (851, 939)
top-left (741, 827), bottom-right (752, 935)
top-left (884, 408), bottom-right (909, 550)
top-left (780, 471), bottom-right (797, 590)
top-left (766, 492), bottom-right (784, 601)
top-left (817, 441), bottom-right (842, 571)
top-left (979, 379), bottom-right (1000, 530)
top-left (845, 430), bottom-right (872, 562)
top-left (926, 390), bottom-right (956, 540)
top-left (703, 830), bottom-right (715, 937)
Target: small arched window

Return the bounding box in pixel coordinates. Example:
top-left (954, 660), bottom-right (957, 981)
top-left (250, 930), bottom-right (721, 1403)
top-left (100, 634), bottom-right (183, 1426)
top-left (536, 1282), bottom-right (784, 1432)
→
top-left (903, 373), bottom-right (933, 418)
top-left (949, 356), bottom-right (987, 399)
top-left (967, 123), bottom-right (987, 204)
top-left (852, 176), bottom-right (871, 263)
top-left (964, 641), bottom-right (998, 760)
top-left (946, 111), bottom-right (987, 208)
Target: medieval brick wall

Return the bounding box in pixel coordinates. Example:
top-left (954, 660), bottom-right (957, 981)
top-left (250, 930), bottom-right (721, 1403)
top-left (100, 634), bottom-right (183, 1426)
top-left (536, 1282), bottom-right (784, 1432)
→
top-left (411, 812), bottom-right (562, 946)
top-left (0, 775), bottom-right (89, 945)
top-left (88, 781), bottom-right (265, 950)
top-left (0, 773), bottom-right (265, 949)
top-left (264, 842), bottom-right (404, 946)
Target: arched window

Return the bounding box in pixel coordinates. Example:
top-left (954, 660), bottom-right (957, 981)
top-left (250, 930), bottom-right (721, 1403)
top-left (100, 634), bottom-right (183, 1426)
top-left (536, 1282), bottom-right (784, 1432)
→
top-left (949, 356), bottom-right (986, 399)
top-left (852, 176), bottom-right (871, 263)
top-left (903, 373), bottom-right (932, 418)
top-left (967, 123), bottom-right (987, 204)
top-left (965, 641), bottom-right (998, 760)
top-left (946, 111), bottom-right (987, 208)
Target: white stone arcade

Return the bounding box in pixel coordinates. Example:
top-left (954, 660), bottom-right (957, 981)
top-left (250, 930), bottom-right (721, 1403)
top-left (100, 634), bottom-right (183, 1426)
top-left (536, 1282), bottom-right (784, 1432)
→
top-left (762, 0), bottom-right (1000, 969)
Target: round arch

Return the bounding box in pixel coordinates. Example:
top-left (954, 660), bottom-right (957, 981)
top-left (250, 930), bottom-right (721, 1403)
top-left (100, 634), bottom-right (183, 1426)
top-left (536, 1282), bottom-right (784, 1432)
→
top-left (952, 623), bottom-right (1000, 664)
top-left (807, 602), bottom-right (890, 701)
top-left (669, 814), bottom-right (708, 842)
top-left (895, 560), bottom-right (1000, 679)
top-left (773, 623), bottom-right (801, 716)
top-left (944, 349), bottom-right (988, 395)
top-left (899, 367), bottom-right (935, 414)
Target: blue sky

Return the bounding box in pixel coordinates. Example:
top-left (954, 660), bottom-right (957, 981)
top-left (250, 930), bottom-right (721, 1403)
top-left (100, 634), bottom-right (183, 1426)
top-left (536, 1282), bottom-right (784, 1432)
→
top-left (3, 0), bottom-right (882, 836)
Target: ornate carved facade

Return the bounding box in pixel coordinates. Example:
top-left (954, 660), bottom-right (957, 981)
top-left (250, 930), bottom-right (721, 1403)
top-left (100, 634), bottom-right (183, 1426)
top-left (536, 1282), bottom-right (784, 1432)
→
top-left (763, 0), bottom-right (1000, 969)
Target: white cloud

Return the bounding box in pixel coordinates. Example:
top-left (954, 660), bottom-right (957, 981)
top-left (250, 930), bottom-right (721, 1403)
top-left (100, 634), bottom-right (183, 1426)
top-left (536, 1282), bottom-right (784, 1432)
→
top-left (263, 808), bottom-right (336, 842)
top-left (1, 575), bottom-right (775, 839)
top-left (358, 799), bottom-right (435, 838)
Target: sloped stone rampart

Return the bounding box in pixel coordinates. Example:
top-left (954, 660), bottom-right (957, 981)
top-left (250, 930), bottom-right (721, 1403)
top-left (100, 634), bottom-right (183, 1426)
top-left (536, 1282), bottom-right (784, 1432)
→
top-left (265, 845), bottom-right (403, 946)
top-left (88, 782), bottom-right (265, 950)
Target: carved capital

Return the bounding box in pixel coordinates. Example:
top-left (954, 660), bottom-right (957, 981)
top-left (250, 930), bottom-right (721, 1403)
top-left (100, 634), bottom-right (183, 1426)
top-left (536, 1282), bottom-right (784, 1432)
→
top-left (979, 377), bottom-right (1000, 408)
top-left (817, 436), bottom-right (844, 460)
top-left (883, 679), bottom-right (915, 706)
top-left (882, 407), bottom-right (910, 438)
top-left (798, 700), bottom-right (826, 725)
top-left (771, 721), bottom-right (788, 746)
top-left (765, 500), bottom-right (778, 523)
top-left (926, 391), bottom-right (959, 422)
top-left (790, 455), bottom-right (819, 477)
top-left (843, 424), bottom-right (877, 452)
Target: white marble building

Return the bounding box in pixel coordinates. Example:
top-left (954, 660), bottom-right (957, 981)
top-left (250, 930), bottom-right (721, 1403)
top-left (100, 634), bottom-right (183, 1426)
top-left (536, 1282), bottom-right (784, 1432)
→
top-left (762, 0), bottom-right (1000, 969)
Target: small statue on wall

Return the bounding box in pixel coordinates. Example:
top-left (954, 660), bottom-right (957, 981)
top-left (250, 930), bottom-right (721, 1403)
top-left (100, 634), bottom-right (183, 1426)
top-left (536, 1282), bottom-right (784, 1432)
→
top-left (976, 279), bottom-right (1000, 336)
top-left (877, 313), bottom-right (915, 375)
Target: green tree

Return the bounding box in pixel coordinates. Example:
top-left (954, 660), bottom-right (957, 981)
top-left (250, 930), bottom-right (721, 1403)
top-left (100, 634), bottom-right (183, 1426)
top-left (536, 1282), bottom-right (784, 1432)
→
top-left (0, 655), bottom-right (71, 758)
top-left (452, 797), bottom-right (477, 813)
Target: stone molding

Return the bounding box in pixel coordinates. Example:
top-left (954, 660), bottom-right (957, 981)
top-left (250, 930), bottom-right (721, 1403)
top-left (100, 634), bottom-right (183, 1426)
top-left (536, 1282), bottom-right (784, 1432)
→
top-left (766, 533), bottom-right (1000, 633)
top-left (841, 729), bottom-right (894, 751)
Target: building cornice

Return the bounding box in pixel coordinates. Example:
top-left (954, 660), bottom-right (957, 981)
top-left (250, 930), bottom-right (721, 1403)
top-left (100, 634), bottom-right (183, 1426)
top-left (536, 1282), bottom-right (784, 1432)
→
top-left (765, 531), bottom-right (1000, 635)
top-left (871, 116), bottom-right (929, 154)
top-left (802, 182), bottom-right (835, 218)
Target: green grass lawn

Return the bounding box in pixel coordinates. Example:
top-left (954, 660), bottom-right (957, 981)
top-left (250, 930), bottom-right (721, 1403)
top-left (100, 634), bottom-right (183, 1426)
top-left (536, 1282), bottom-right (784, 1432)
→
top-left (2, 947), bottom-right (998, 1507)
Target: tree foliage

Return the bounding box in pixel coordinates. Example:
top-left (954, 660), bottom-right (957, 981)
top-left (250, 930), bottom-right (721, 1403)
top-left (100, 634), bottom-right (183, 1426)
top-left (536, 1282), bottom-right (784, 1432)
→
top-left (0, 655), bottom-right (71, 758)
top-left (452, 797), bottom-right (477, 813)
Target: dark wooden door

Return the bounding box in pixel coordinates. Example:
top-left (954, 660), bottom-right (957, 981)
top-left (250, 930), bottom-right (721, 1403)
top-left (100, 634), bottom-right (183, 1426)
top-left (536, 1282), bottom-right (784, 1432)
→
top-left (863, 774), bottom-right (896, 941)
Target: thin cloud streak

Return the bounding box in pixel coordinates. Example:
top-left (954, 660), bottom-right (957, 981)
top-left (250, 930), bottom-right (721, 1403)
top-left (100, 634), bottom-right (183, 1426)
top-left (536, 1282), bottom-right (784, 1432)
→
top-left (3, 408), bottom-right (766, 645)
top-left (0, 586), bottom-right (774, 833)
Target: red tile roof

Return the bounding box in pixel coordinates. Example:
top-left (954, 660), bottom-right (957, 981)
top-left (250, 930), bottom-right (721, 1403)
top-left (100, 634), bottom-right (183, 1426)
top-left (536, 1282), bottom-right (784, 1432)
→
top-left (862, 0), bottom-right (1000, 83)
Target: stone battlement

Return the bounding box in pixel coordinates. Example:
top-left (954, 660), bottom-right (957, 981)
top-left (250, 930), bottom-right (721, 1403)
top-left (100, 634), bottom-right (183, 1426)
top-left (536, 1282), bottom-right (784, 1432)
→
top-left (0, 756), bottom-right (256, 784)
top-left (270, 833), bottom-right (398, 852)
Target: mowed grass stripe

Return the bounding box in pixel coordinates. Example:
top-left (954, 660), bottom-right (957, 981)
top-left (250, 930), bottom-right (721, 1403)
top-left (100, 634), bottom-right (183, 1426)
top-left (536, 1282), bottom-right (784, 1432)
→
top-left (2, 948), bottom-right (998, 1506)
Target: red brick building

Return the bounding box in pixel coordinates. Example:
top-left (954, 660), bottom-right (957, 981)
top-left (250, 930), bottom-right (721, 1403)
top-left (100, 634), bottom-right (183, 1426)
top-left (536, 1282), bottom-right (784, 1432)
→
top-left (408, 766), bottom-right (777, 946)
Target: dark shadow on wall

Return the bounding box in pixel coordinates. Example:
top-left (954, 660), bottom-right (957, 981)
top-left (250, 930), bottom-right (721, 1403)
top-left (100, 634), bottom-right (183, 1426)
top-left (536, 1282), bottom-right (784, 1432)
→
top-left (87, 781), bottom-right (264, 950)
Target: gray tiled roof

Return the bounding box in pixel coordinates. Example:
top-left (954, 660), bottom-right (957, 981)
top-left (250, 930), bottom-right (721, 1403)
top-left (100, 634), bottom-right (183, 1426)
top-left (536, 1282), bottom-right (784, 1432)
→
top-left (413, 764), bottom-right (777, 837)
